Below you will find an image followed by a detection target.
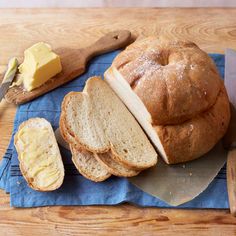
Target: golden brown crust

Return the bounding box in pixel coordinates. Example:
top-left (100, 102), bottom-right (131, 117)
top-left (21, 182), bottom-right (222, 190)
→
top-left (155, 86), bottom-right (230, 164)
top-left (109, 37), bottom-right (231, 164)
top-left (59, 113), bottom-right (85, 151)
top-left (112, 37), bottom-right (222, 125)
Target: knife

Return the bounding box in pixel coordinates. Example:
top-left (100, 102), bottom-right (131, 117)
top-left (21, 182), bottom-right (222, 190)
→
top-left (0, 57), bottom-right (18, 102)
top-left (224, 49), bottom-right (236, 216)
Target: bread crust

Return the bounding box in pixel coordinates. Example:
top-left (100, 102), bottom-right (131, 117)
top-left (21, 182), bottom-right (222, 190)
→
top-left (107, 37), bottom-right (231, 164)
top-left (112, 37), bottom-right (222, 126)
top-left (156, 86), bottom-right (230, 164)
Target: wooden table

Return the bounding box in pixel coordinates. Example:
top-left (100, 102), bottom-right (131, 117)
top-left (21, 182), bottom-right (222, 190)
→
top-left (1, 8), bottom-right (236, 235)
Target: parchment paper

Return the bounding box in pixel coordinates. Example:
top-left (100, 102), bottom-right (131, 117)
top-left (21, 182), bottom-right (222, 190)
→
top-left (55, 129), bottom-right (226, 206)
top-left (129, 142), bottom-right (226, 206)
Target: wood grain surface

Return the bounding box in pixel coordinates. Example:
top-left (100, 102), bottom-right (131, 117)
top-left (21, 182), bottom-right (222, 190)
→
top-left (1, 8), bottom-right (236, 235)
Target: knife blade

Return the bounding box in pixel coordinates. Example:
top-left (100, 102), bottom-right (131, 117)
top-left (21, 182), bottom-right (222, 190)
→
top-left (224, 49), bottom-right (236, 216)
top-left (0, 57), bottom-right (18, 102)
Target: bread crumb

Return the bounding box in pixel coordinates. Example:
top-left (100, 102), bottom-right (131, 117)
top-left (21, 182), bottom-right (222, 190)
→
top-left (190, 64), bottom-right (195, 70)
top-left (182, 164), bottom-right (186, 168)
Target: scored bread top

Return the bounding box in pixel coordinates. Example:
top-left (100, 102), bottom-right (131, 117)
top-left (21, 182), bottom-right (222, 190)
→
top-left (112, 37), bottom-right (222, 125)
top-left (61, 76), bottom-right (158, 170)
top-left (14, 118), bottom-right (64, 191)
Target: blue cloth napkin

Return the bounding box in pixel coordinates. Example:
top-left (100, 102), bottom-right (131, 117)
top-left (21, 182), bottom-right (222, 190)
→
top-left (0, 51), bottom-right (228, 208)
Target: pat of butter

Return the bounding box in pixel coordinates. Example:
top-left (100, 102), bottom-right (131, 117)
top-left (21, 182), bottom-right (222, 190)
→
top-left (18, 42), bottom-right (62, 91)
top-left (18, 127), bottom-right (60, 188)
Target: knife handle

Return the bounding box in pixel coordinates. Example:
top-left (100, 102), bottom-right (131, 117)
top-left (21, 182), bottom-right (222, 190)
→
top-left (227, 148), bottom-right (236, 216)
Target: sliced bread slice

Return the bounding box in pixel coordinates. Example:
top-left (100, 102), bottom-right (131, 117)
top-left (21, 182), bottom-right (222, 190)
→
top-left (70, 145), bottom-right (111, 182)
top-left (61, 76), bottom-right (158, 169)
top-left (94, 152), bottom-right (140, 177)
top-left (14, 118), bottom-right (64, 191)
top-left (60, 115), bottom-right (111, 181)
top-left (60, 114), bottom-right (139, 177)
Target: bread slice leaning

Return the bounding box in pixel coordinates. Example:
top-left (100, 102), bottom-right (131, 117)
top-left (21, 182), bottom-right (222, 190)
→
top-left (14, 118), bottom-right (64, 191)
top-left (60, 114), bottom-right (139, 178)
top-left (59, 115), bottom-right (111, 181)
top-left (61, 76), bottom-right (158, 170)
top-left (70, 145), bottom-right (111, 182)
top-left (94, 152), bottom-right (140, 177)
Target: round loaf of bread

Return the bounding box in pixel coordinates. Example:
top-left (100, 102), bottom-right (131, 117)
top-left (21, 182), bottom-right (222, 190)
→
top-left (106, 37), bottom-right (230, 164)
top-left (113, 37), bottom-right (223, 125)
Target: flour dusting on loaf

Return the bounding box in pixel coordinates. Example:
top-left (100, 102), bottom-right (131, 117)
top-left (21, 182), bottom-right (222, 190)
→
top-left (105, 37), bottom-right (230, 164)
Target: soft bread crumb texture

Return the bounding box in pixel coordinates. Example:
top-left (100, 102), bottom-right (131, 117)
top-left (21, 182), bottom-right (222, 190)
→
top-left (60, 114), bottom-right (141, 178)
top-left (70, 145), bottom-right (111, 182)
top-left (60, 114), bottom-right (111, 182)
top-left (61, 77), bottom-right (158, 170)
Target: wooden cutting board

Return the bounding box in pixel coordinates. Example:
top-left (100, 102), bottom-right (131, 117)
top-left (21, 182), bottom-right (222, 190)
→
top-left (4, 30), bottom-right (131, 104)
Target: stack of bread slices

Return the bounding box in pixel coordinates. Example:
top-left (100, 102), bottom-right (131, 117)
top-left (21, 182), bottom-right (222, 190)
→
top-left (60, 76), bottom-right (158, 182)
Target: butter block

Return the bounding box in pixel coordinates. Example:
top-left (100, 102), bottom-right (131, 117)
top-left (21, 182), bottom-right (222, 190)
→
top-left (19, 42), bottom-right (62, 91)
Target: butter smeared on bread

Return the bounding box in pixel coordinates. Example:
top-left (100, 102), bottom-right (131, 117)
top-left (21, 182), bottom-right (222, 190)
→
top-left (14, 118), bottom-right (64, 191)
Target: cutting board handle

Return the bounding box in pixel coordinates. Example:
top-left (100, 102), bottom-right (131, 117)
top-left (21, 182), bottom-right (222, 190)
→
top-left (83, 30), bottom-right (131, 63)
